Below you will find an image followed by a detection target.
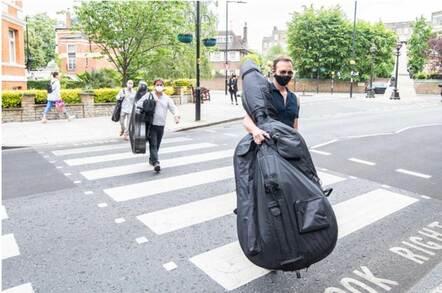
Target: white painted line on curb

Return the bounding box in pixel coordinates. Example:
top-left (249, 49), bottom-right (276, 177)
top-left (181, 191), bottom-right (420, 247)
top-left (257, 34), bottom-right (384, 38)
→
top-left (74, 180), bottom-right (81, 184)
top-left (97, 203), bottom-right (108, 208)
top-left (421, 195), bottom-right (431, 200)
top-left (348, 157), bottom-right (376, 166)
top-left (347, 132), bottom-right (392, 139)
top-left (1, 205), bottom-right (9, 220)
top-left (163, 261), bottom-right (178, 271)
top-left (1, 234), bottom-right (20, 260)
top-left (136, 237), bottom-right (148, 244)
top-left (2, 283), bottom-right (35, 293)
top-left (114, 218), bottom-right (126, 224)
top-left (310, 139), bottom-right (338, 149)
top-left (64, 173), bottom-right (72, 176)
top-left (395, 123), bottom-right (442, 134)
top-left (349, 176), bottom-right (358, 179)
top-left (223, 133), bottom-right (239, 137)
top-left (310, 149), bottom-right (331, 156)
top-left (396, 168), bottom-right (432, 179)
top-left (381, 184), bottom-right (391, 189)
top-left (56, 166), bottom-right (63, 169)
top-left (84, 191), bottom-right (94, 195)
top-left (189, 189), bottom-right (418, 291)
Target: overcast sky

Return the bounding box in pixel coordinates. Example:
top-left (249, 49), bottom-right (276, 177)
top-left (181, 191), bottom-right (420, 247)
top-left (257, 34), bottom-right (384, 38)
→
top-left (22, 0), bottom-right (442, 53)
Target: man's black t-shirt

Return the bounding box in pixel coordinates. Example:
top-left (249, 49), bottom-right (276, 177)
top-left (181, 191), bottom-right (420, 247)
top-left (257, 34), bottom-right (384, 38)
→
top-left (266, 82), bottom-right (300, 128)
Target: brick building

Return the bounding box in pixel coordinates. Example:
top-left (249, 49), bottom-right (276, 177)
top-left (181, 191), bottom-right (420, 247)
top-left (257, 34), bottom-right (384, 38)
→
top-left (55, 11), bottom-right (114, 76)
top-left (209, 23), bottom-right (250, 77)
top-left (1, 0), bottom-right (27, 90)
top-left (262, 26), bottom-right (287, 56)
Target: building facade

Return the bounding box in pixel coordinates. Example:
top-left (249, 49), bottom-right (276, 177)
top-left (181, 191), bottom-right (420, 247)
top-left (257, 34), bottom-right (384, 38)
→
top-left (262, 26), bottom-right (287, 56)
top-left (55, 11), bottom-right (114, 76)
top-left (384, 21), bottom-right (414, 42)
top-left (209, 23), bottom-right (249, 76)
top-left (1, 0), bottom-right (26, 90)
top-left (431, 11), bottom-right (442, 34)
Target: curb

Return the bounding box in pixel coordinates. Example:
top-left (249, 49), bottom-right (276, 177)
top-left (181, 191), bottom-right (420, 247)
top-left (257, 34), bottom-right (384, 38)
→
top-left (174, 116), bottom-right (244, 132)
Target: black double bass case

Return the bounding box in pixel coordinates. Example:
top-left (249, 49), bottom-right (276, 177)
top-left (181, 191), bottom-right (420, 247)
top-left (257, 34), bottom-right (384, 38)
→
top-left (234, 60), bottom-right (338, 272)
top-left (128, 86), bottom-right (148, 154)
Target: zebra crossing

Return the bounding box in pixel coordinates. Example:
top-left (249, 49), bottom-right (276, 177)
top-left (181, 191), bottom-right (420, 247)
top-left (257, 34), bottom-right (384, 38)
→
top-left (12, 133), bottom-right (435, 292)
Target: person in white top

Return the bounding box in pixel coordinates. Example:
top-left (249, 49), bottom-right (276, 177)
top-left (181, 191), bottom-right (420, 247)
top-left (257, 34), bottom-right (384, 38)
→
top-left (136, 78), bottom-right (180, 172)
top-left (116, 80), bottom-right (135, 140)
top-left (41, 72), bottom-right (74, 123)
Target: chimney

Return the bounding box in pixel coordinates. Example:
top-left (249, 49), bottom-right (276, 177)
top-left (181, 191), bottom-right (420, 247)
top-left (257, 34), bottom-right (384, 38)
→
top-left (243, 22), bottom-right (248, 47)
top-left (66, 9), bottom-right (72, 28)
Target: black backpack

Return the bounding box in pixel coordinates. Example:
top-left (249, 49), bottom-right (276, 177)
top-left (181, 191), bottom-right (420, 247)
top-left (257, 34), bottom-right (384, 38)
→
top-left (47, 81), bottom-right (54, 94)
top-left (142, 93), bottom-right (156, 124)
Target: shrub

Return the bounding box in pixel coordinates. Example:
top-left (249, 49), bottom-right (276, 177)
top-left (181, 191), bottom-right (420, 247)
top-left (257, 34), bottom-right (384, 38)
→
top-left (61, 89), bottom-right (82, 104)
top-left (94, 88), bottom-right (120, 103)
top-left (173, 79), bottom-right (193, 87)
top-left (27, 80), bottom-right (49, 90)
top-left (414, 72), bottom-right (429, 79)
top-left (28, 90), bottom-right (48, 104)
top-left (1, 91), bottom-right (22, 108)
top-left (147, 86), bottom-right (174, 96)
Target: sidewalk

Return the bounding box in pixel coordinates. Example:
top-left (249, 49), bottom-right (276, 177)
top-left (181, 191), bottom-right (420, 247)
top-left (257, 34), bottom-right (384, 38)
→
top-left (1, 91), bottom-right (245, 147)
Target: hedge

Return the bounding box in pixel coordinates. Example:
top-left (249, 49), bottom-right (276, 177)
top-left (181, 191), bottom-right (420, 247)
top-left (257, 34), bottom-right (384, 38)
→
top-left (147, 86), bottom-right (175, 96)
top-left (28, 79), bottom-right (83, 90)
top-left (1, 89), bottom-right (82, 108)
top-left (94, 88), bottom-right (120, 103)
top-left (1, 91), bottom-right (22, 108)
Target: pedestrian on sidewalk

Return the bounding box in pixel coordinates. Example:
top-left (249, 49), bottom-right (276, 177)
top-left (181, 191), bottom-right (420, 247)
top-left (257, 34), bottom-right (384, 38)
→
top-left (41, 72), bottom-right (74, 123)
top-left (228, 74), bottom-right (239, 105)
top-left (136, 78), bottom-right (180, 172)
top-left (116, 80), bottom-right (135, 140)
top-left (243, 56), bottom-right (300, 144)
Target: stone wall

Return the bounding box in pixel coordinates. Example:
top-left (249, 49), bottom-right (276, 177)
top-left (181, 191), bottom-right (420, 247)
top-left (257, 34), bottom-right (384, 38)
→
top-left (414, 80), bottom-right (442, 95)
top-left (2, 92), bottom-right (192, 123)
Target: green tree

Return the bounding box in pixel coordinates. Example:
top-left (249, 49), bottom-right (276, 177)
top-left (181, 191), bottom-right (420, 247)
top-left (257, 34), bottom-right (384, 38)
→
top-left (75, 1), bottom-right (193, 85)
top-left (25, 13), bottom-right (56, 70)
top-left (408, 16), bottom-right (434, 76)
top-left (241, 53), bottom-right (264, 70)
top-left (287, 6), bottom-right (396, 81)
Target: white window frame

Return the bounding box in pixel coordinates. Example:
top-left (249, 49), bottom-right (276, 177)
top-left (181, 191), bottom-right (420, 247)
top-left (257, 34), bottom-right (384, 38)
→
top-left (8, 29), bottom-right (16, 63)
top-left (67, 44), bottom-right (76, 71)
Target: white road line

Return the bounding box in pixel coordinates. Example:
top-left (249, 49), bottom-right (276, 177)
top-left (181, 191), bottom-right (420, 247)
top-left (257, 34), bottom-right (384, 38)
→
top-left (223, 133), bottom-right (239, 137)
top-left (310, 149), bottom-right (331, 156)
top-left (381, 184), bottom-right (391, 189)
top-left (136, 237), bottom-right (148, 244)
top-left (52, 137), bottom-right (191, 156)
top-left (1, 205), bottom-right (9, 220)
top-left (1, 234), bottom-right (20, 260)
top-left (163, 261), bottom-right (178, 271)
top-left (396, 168), bottom-right (432, 179)
top-left (81, 149), bottom-right (234, 180)
top-left (114, 218), bottom-right (126, 224)
top-left (348, 157), bottom-right (376, 166)
top-left (84, 191), bottom-right (94, 195)
top-left (421, 195), bottom-right (431, 199)
top-left (2, 283), bottom-right (35, 293)
top-left (395, 123), bottom-right (442, 134)
top-left (64, 143), bottom-right (217, 166)
top-left (137, 193), bottom-right (236, 234)
top-left (104, 166), bottom-right (234, 202)
top-left (310, 139), bottom-right (338, 149)
top-left (347, 133), bottom-right (392, 139)
top-left (138, 172), bottom-right (344, 234)
top-left (189, 189), bottom-right (418, 291)
top-left (97, 203), bottom-right (108, 208)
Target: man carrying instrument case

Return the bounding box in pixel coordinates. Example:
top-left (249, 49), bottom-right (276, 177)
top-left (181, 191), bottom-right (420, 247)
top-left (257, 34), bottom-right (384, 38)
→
top-left (234, 59), bottom-right (338, 276)
top-left (129, 79), bottom-right (180, 173)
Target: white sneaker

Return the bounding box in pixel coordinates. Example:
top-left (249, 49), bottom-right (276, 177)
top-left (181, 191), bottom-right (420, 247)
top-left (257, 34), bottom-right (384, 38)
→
top-left (67, 115), bottom-right (75, 121)
top-left (41, 117), bottom-right (48, 123)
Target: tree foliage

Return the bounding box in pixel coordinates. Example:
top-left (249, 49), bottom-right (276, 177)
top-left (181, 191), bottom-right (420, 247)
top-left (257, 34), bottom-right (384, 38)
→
top-left (408, 16), bottom-right (434, 76)
top-left (428, 35), bottom-right (442, 75)
top-left (75, 1), bottom-right (215, 85)
top-left (25, 13), bottom-right (56, 70)
top-left (287, 6), bottom-right (396, 81)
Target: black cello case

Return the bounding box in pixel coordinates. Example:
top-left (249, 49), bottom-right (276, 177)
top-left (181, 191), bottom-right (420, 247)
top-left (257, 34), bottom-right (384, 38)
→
top-left (128, 86), bottom-right (148, 154)
top-left (234, 60), bottom-right (338, 272)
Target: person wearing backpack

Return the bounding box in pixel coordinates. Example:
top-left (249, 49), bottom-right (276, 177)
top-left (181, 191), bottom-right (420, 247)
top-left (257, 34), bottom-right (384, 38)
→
top-left (228, 74), bottom-right (239, 105)
top-left (116, 80), bottom-right (135, 140)
top-left (136, 78), bottom-right (180, 172)
top-left (41, 72), bottom-right (74, 123)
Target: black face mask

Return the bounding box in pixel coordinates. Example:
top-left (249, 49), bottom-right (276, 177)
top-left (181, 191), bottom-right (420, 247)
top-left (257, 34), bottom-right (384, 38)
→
top-left (274, 74), bottom-right (291, 86)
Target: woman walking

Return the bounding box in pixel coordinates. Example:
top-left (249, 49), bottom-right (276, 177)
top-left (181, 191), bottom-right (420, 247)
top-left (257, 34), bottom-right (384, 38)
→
top-left (41, 72), bottom-right (74, 123)
top-left (116, 80), bottom-right (136, 140)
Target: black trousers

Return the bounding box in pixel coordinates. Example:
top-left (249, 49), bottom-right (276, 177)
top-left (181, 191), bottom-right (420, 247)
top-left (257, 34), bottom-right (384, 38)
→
top-left (148, 125), bottom-right (165, 165)
top-left (229, 90), bottom-right (238, 103)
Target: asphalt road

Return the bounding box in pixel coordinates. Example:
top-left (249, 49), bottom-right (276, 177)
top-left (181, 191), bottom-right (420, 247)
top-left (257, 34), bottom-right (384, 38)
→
top-left (2, 95), bottom-right (442, 293)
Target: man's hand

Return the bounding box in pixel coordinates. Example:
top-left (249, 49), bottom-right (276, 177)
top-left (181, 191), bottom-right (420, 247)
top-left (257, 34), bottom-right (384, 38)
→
top-left (174, 115), bottom-right (180, 124)
top-left (252, 127), bottom-right (270, 144)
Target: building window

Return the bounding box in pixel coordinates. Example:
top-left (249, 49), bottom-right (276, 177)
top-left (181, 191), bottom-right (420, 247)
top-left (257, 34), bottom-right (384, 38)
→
top-left (67, 44), bottom-right (76, 71)
top-left (8, 29), bottom-right (16, 63)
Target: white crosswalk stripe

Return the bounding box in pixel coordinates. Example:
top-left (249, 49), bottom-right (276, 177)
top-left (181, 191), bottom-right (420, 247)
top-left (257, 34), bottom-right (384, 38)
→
top-left (1, 283), bottom-right (35, 293)
top-left (189, 189), bottom-right (418, 291)
top-left (52, 137), bottom-right (192, 156)
top-left (1, 233), bottom-right (20, 260)
top-left (1, 205), bottom-right (9, 220)
top-left (81, 149), bottom-right (234, 180)
top-left (64, 143), bottom-right (217, 166)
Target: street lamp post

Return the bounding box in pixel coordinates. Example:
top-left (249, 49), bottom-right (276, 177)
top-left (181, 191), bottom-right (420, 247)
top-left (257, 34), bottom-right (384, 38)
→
top-left (350, 0), bottom-right (357, 98)
top-left (390, 42), bottom-right (402, 100)
top-left (25, 16), bottom-right (31, 72)
top-left (225, 0), bottom-right (246, 96)
top-left (331, 71), bottom-right (335, 95)
top-left (366, 44), bottom-right (377, 98)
